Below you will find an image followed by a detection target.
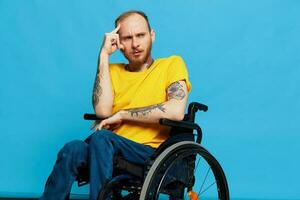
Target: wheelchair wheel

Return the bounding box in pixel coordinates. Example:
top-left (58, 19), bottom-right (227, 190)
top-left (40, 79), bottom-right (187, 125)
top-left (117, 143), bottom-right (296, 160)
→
top-left (98, 181), bottom-right (122, 200)
top-left (139, 141), bottom-right (229, 200)
top-left (98, 175), bottom-right (140, 200)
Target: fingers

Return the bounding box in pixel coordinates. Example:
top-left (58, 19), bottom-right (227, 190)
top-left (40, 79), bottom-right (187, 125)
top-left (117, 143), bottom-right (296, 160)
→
top-left (95, 123), bottom-right (102, 131)
top-left (95, 119), bottom-right (111, 131)
top-left (111, 24), bottom-right (121, 34)
top-left (94, 124), bottom-right (100, 131)
top-left (95, 124), bottom-right (110, 131)
top-left (109, 24), bottom-right (122, 49)
top-left (104, 32), bottom-right (122, 52)
top-left (95, 120), bottom-right (105, 131)
top-left (94, 113), bottom-right (122, 131)
top-left (105, 33), bottom-right (118, 43)
top-left (119, 43), bottom-right (124, 51)
top-left (101, 24), bottom-right (124, 55)
top-left (110, 122), bottom-right (121, 130)
top-left (115, 37), bottom-right (125, 51)
top-left (116, 35), bottom-right (121, 49)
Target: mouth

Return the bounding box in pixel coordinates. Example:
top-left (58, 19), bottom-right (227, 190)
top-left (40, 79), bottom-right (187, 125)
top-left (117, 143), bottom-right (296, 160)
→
top-left (133, 50), bottom-right (143, 56)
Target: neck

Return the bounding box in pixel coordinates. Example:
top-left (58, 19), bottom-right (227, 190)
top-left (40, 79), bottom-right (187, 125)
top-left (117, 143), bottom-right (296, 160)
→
top-left (127, 56), bottom-right (154, 72)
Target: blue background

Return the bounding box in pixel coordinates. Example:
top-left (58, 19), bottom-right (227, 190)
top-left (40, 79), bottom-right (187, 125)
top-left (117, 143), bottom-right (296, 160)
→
top-left (1, 0), bottom-right (299, 199)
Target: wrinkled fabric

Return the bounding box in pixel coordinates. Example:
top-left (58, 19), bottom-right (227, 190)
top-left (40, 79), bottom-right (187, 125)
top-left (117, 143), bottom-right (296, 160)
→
top-left (39, 129), bottom-right (154, 200)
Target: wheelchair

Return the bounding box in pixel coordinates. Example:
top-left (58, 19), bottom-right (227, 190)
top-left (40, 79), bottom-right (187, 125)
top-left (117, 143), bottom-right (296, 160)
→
top-left (78, 102), bottom-right (229, 200)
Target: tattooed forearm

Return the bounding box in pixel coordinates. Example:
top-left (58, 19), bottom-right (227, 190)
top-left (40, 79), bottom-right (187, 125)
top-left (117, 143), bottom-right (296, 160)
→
top-left (167, 81), bottom-right (186, 100)
top-left (92, 68), bottom-right (102, 108)
top-left (126, 104), bottom-right (166, 118)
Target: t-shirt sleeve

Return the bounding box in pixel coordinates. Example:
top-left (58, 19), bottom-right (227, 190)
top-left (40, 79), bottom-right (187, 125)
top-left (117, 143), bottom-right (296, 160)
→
top-left (166, 55), bottom-right (192, 92)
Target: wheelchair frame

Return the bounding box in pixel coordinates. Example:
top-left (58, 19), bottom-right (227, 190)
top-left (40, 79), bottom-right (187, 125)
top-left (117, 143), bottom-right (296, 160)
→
top-left (80, 102), bottom-right (229, 200)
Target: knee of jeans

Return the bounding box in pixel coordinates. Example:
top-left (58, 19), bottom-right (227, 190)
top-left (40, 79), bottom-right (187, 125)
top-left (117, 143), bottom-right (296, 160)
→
top-left (89, 130), bottom-right (115, 146)
top-left (57, 140), bottom-right (87, 162)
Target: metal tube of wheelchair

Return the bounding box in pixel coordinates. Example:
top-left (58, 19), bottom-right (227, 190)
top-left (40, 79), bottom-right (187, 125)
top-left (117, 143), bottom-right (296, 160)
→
top-left (83, 113), bottom-right (105, 121)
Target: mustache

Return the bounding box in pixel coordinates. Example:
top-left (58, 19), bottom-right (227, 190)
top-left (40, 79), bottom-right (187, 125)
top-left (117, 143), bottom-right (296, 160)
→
top-left (132, 48), bottom-right (143, 53)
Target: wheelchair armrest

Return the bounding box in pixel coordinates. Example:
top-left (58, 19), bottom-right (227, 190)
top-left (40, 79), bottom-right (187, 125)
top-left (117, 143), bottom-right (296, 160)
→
top-left (159, 118), bottom-right (198, 130)
top-left (83, 113), bottom-right (106, 121)
top-left (159, 118), bottom-right (202, 143)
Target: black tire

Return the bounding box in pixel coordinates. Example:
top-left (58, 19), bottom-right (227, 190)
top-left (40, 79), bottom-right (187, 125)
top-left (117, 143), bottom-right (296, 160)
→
top-left (98, 181), bottom-right (122, 200)
top-left (139, 141), bottom-right (229, 200)
top-left (98, 176), bottom-right (140, 200)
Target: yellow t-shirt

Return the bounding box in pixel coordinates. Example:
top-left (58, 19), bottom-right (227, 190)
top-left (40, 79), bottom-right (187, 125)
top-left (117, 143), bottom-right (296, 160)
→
top-left (109, 55), bottom-right (192, 148)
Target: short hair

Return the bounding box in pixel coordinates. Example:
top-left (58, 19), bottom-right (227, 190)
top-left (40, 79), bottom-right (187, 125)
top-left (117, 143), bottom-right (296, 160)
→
top-left (114, 10), bottom-right (151, 31)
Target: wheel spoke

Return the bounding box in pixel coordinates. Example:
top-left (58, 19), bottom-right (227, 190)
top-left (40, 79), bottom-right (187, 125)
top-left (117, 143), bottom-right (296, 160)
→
top-left (185, 156), bottom-right (201, 200)
top-left (184, 188), bottom-right (188, 199)
top-left (195, 156), bottom-right (202, 172)
top-left (198, 167), bottom-right (211, 194)
top-left (199, 181), bottom-right (216, 195)
top-left (139, 142), bottom-right (229, 200)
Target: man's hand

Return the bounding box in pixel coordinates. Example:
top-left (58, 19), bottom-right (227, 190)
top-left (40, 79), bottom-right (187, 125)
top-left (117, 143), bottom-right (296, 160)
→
top-left (93, 25), bottom-right (122, 117)
top-left (93, 111), bottom-right (123, 131)
top-left (100, 24), bottom-right (124, 56)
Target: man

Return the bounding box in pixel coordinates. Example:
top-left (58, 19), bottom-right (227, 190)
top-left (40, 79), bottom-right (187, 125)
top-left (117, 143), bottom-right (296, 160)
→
top-left (40, 10), bottom-right (191, 200)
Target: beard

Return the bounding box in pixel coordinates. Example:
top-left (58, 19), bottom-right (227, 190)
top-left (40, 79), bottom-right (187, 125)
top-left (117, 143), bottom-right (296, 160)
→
top-left (124, 42), bottom-right (152, 67)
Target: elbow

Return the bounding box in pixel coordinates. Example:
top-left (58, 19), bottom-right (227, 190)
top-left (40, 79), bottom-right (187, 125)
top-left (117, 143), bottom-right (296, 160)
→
top-left (97, 112), bottom-right (112, 118)
top-left (169, 111), bottom-right (185, 121)
top-left (165, 102), bottom-right (186, 121)
top-left (94, 107), bottom-right (112, 118)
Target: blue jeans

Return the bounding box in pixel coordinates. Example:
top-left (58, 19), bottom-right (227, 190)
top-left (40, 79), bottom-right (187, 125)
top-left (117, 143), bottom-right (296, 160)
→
top-left (39, 129), bottom-right (155, 200)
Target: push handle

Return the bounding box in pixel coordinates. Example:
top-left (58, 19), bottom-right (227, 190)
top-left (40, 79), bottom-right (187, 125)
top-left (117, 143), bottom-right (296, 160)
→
top-left (188, 102), bottom-right (208, 113)
top-left (187, 102), bottom-right (208, 122)
top-left (83, 113), bottom-right (105, 121)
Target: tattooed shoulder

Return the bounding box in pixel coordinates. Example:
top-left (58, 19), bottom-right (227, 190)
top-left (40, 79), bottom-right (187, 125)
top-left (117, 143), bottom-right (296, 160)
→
top-left (167, 81), bottom-right (186, 100)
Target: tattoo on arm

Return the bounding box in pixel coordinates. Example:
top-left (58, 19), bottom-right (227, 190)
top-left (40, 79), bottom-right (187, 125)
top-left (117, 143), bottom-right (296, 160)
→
top-left (167, 81), bottom-right (186, 100)
top-left (126, 104), bottom-right (166, 118)
top-left (92, 68), bottom-right (102, 108)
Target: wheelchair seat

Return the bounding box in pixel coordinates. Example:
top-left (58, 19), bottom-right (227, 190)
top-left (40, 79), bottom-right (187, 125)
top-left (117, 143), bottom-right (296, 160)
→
top-left (79, 102), bottom-right (229, 200)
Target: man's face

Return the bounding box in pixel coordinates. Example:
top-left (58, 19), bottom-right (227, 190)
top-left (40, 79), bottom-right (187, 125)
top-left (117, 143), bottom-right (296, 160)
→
top-left (118, 14), bottom-right (155, 66)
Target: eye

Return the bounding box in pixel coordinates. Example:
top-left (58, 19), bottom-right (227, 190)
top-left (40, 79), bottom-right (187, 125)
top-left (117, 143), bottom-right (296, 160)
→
top-left (137, 33), bottom-right (145, 38)
top-left (122, 36), bottom-right (132, 41)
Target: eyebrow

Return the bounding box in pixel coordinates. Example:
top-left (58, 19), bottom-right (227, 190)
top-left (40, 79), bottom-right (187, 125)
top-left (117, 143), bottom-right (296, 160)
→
top-left (121, 32), bottom-right (147, 38)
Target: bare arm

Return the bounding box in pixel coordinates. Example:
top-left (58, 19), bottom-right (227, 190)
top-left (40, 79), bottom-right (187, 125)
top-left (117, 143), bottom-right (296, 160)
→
top-left (92, 53), bottom-right (113, 117)
top-left (96, 80), bottom-right (188, 130)
top-left (121, 80), bottom-right (187, 122)
top-left (92, 24), bottom-right (124, 117)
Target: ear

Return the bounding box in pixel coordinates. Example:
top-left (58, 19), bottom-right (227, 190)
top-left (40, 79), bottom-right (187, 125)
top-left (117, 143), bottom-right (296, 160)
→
top-left (150, 29), bottom-right (155, 43)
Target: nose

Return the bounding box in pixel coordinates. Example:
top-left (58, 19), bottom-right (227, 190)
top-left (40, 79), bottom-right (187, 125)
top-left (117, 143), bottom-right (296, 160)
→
top-left (131, 37), bottom-right (140, 49)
